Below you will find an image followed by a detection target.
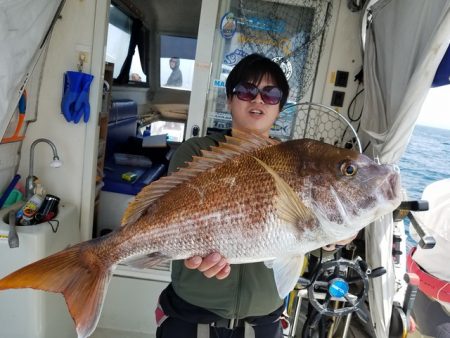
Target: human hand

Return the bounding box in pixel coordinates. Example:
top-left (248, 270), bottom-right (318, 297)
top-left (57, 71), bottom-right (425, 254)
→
top-left (184, 253), bottom-right (231, 279)
top-left (322, 233), bottom-right (358, 251)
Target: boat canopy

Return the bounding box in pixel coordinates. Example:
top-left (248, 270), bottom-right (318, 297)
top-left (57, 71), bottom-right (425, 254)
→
top-left (433, 44), bottom-right (450, 87)
top-left (361, 0), bottom-right (450, 336)
top-left (0, 0), bottom-right (64, 139)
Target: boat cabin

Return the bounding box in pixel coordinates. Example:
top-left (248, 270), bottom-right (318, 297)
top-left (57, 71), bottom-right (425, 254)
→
top-left (0, 0), bottom-right (448, 337)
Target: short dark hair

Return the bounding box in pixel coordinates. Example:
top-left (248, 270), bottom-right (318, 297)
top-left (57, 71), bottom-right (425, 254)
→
top-left (170, 57), bottom-right (180, 67)
top-left (225, 54), bottom-right (290, 109)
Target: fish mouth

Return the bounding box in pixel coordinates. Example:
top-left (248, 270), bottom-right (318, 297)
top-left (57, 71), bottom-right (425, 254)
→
top-left (380, 171), bottom-right (401, 204)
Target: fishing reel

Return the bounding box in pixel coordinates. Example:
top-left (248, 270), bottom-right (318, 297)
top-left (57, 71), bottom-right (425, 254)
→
top-left (297, 253), bottom-right (387, 335)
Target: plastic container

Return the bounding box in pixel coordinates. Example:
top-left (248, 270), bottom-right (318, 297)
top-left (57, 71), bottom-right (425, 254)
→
top-left (18, 194), bottom-right (44, 225)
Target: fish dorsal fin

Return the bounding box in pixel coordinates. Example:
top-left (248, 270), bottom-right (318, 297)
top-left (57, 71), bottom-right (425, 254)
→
top-left (121, 129), bottom-right (280, 226)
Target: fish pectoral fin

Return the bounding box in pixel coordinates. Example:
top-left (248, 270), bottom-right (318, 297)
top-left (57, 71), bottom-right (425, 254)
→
top-left (271, 255), bottom-right (305, 298)
top-left (0, 243), bottom-right (113, 338)
top-left (124, 252), bottom-right (169, 269)
top-left (251, 157), bottom-right (314, 227)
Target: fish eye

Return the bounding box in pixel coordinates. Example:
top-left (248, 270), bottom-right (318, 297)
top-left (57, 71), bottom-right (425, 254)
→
top-left (340, 162), bottom-right (357, 176)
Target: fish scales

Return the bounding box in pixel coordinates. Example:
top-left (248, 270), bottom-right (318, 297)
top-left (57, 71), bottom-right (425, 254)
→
top-left (0, 130), bottom-right (401, 338)
top-left (101, 151), bottom-right (289, 263)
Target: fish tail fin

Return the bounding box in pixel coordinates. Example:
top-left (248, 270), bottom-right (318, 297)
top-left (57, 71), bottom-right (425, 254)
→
top-left (0, 244), bottom-right (113, 338)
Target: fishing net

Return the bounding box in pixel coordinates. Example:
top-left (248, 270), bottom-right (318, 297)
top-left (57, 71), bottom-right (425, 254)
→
top-left (208, 0), bottom-right (334, 140)
top-left (226, 0), bottom-right (333, 103)
top-left (289, 102), bottom-right (362, 152)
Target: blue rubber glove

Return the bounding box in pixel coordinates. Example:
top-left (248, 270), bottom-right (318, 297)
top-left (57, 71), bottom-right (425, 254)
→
top-left (73, 73), bottom-right (94, 123)
top-left (61, 71), bottom-right (84, 122)
top-left (61, 71), bottom-right (94, 123)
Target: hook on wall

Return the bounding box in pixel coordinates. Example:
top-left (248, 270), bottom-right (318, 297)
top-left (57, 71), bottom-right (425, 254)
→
top-left (78, 52), bottom-right (88, 72)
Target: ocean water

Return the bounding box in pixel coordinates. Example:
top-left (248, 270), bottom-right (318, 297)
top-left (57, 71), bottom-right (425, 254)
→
top-left (398, 125), bottom-right (450, 247)
top-left (398, 125), bottom-right (450, 200)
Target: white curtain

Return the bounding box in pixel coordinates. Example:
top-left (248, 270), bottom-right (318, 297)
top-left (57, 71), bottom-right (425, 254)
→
top-left (0, 0), bottom-right (63, 138)
top-left (361, 0), bottom-right (450, 337)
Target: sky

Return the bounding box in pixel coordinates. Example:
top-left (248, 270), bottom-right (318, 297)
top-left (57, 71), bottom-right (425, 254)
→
top-left (416, 85), bottom-right (450, 130)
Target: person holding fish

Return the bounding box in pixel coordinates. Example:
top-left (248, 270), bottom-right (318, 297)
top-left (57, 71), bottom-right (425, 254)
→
top-left (155, 54), bottom-right (358, 338)
top-left (0, 54), bottom-right (401, 338)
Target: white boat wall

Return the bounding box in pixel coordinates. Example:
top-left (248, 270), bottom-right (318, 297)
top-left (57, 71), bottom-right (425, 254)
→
top-left (0, 0), bottom-right (449, 337)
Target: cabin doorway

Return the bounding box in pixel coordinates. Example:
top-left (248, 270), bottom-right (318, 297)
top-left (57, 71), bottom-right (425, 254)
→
top-left (94, 0), bottom-right (203, 239)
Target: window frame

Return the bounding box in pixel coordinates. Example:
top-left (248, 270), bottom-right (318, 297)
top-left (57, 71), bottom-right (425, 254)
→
top-left (158, 33), bottom-right (198, 92)
top-left (107, 1), bottom-right (150, 88)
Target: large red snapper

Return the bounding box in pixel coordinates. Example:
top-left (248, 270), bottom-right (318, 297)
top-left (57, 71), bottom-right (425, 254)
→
top-left (0, 130), bottom-right (401, 338)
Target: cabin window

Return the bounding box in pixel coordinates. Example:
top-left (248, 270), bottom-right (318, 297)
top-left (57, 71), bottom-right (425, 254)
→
top-left (160, 35), bottom-right (197, 91)
top-left (140, 121), bottom-right (185, 143)
top-left (106, 3), bottom-right (149, 85)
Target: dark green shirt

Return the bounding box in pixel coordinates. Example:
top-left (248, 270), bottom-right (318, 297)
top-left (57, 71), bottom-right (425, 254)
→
top-left (168, 133), bottom-right (283, 319)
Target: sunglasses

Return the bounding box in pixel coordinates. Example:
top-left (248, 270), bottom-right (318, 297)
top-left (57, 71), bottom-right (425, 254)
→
top-left (232, 82), bottom-right (283, 105)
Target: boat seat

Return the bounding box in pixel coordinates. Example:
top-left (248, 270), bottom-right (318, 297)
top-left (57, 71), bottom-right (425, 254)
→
top-left (101, 99), bottom-right (170, 194)
top-left (97, 99), bottom-right (171, 235)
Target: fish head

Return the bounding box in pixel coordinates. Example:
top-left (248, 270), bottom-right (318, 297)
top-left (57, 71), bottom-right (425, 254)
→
top-left (289, 140), bottom-right (402, 241)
